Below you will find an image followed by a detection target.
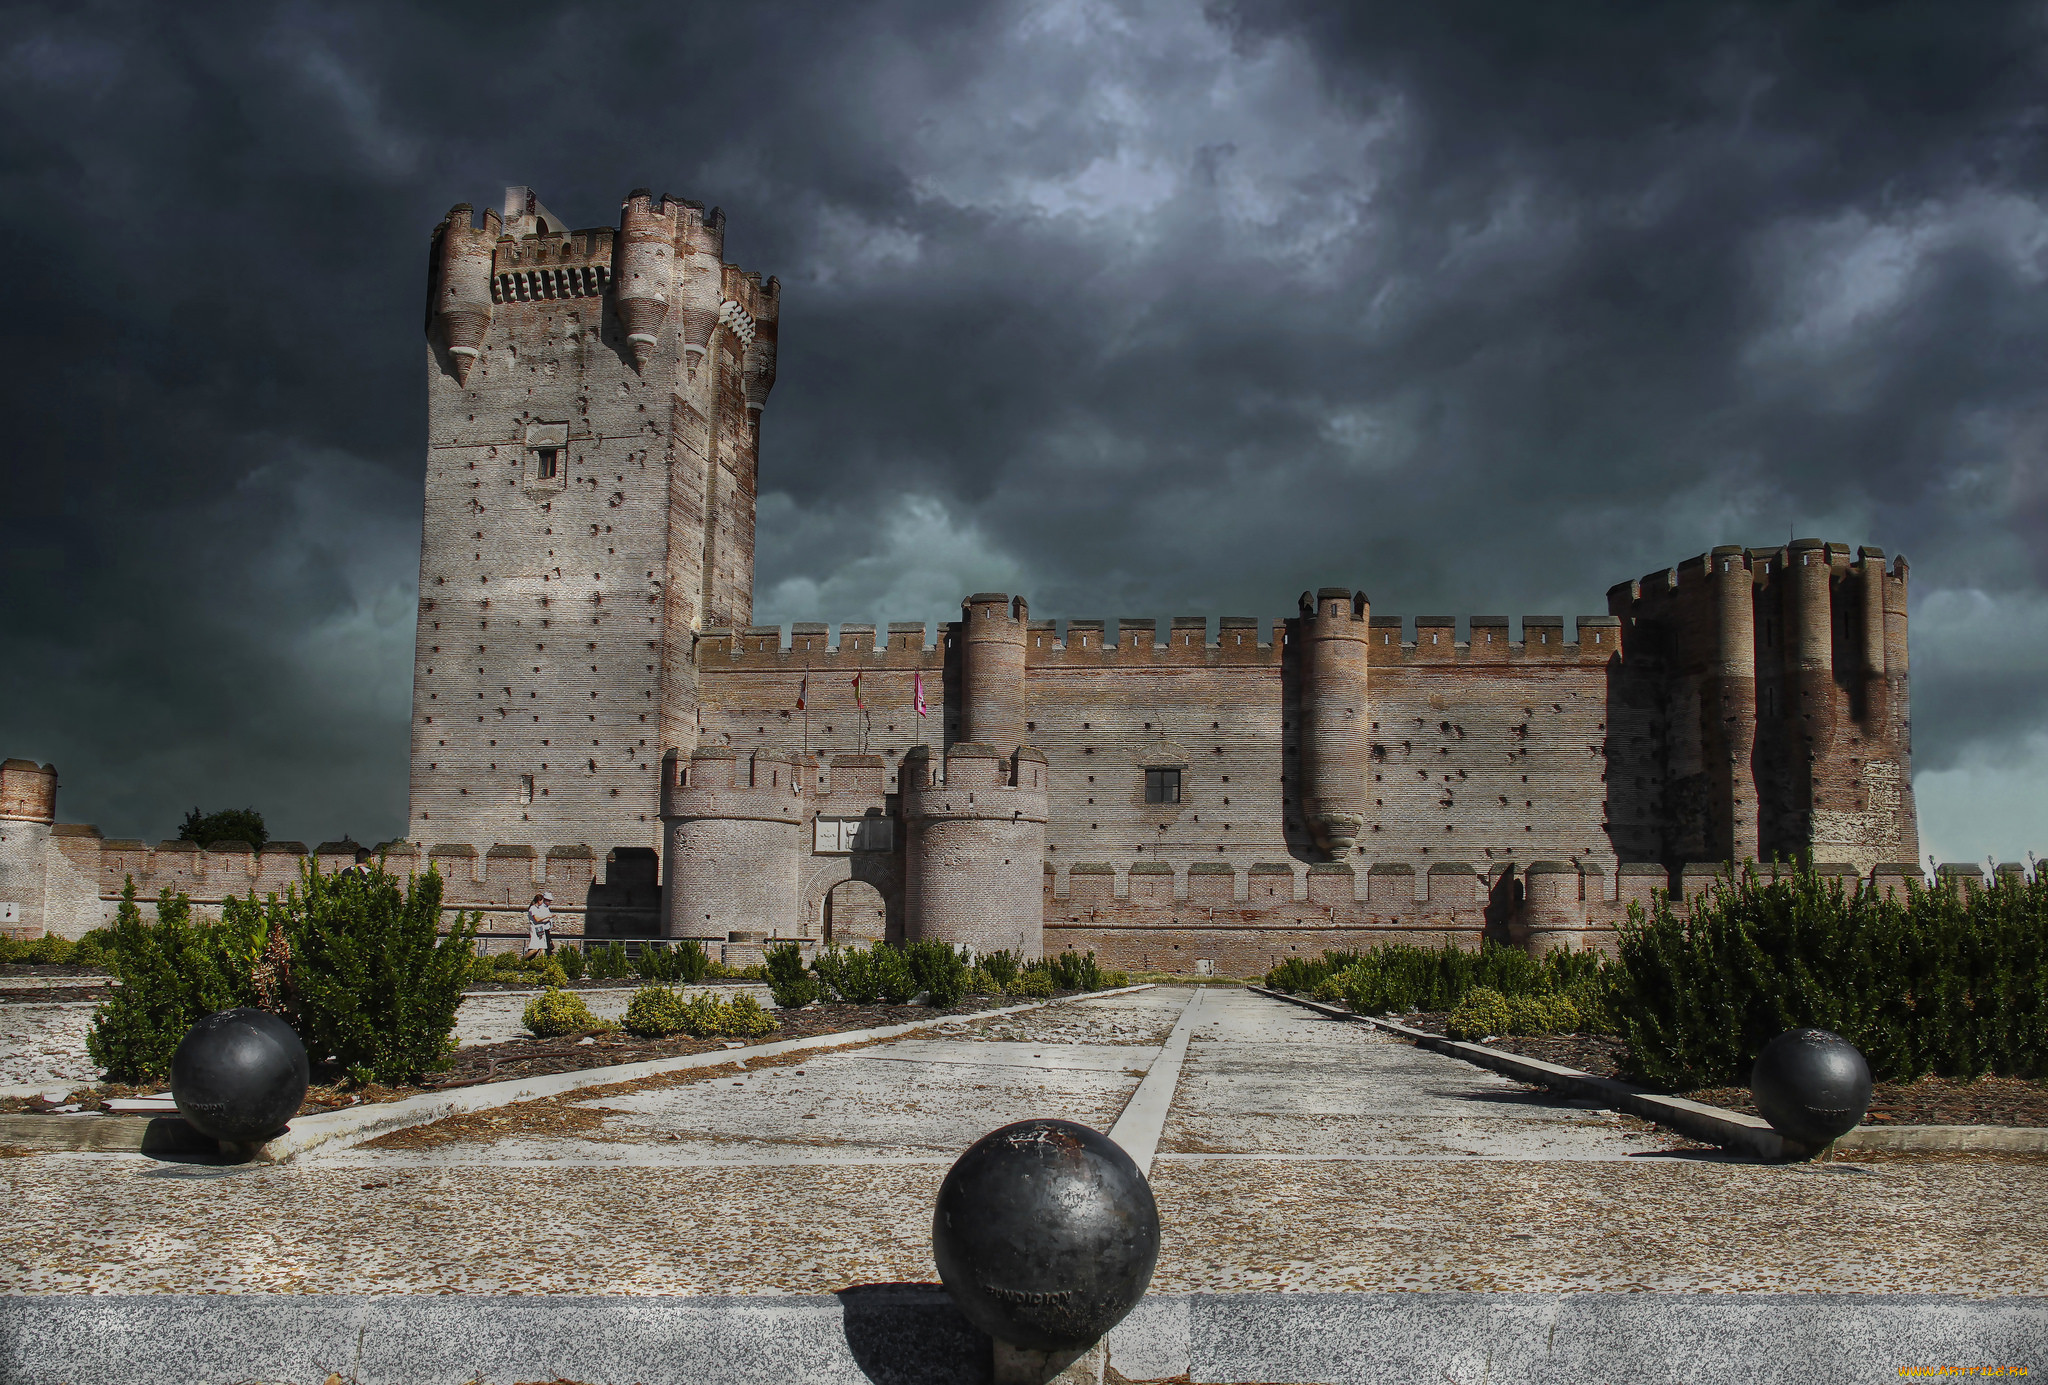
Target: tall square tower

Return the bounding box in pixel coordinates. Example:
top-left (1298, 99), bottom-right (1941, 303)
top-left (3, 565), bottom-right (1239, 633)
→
top-left (409, 186), bottom-right (778, 853)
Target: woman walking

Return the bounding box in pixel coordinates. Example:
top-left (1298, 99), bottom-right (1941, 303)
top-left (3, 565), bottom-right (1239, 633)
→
top-left (524, 890), bottom-right (555, 958)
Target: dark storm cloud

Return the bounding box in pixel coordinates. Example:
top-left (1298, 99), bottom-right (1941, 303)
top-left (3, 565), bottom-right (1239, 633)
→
top-left (2, 0), bottom-right (2044, 856)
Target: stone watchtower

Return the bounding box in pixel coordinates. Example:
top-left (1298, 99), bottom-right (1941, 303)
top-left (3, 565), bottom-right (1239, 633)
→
top-left (411, 186), bottom-right (778, 855)
top-left (0, 760), bottom-right (58, 937)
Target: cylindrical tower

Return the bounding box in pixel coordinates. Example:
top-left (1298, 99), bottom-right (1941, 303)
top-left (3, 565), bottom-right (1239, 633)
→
top-left (1297, 587), bottom-right (1371, 858)
top-left (1856, 547), bottom-right (1889, 728)
top-left (613, 189), bottom-right (678, 372)
top-left (903, 744), bottom-right (1049, 958)
top-left (1708, 547), bottom-right (1759, 863)
top-left (1514, 861), bottom-right (1587, 957)
top-left (958, 594), bottom-right (1029, 752)
top-left (660, 747), bottom-right (808, 940)
top-left (1785, 538), bottom-right (1839, 847)
top-left (0, 760), bottom-right (57, 939)
top-left (428, 204), bottom-right (499, 385)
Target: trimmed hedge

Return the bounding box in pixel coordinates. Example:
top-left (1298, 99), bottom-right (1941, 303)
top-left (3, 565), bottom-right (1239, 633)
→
top-left (622, 986), bottom-right (776, 1040)
top-left (1615, 863), bottom-right (2048, 1089)
top-left (523, 987), bottom-right (596, 1037)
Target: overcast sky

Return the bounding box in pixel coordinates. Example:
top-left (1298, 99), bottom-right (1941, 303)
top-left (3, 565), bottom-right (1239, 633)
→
top-left (3, 0), bottom-right (2045, 863)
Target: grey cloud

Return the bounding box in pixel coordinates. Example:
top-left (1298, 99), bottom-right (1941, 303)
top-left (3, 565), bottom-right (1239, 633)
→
top-left (2, 0), bottom-right (2044, 855)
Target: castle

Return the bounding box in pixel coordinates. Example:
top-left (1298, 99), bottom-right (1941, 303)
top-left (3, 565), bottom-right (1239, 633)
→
top-left (0, 187), bottom-right (1934, 972)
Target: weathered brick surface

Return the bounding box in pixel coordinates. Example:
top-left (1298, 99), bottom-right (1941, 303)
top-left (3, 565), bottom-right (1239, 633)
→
top-left (410, 187), bottom-right (777, 860)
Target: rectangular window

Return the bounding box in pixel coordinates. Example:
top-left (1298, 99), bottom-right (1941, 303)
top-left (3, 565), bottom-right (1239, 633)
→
top-left (536, 447), bottom-right (559, 480)
top-left (518, 775), bottom-right (534, 804)
top-left (1145, 768), bottom-right (1181, 804)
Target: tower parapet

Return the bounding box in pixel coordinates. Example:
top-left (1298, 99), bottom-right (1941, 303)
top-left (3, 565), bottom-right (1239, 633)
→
top-left (659, 747), bottom-right (810, 940)
top-left (1297, 588), bottom-right (1370, 858)
top-left (902, 743), bottom-right (1049, 958)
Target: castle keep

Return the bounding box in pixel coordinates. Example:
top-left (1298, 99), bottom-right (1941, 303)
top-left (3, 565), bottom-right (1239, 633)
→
top-left (0, 187), bottom-right (1926, 971)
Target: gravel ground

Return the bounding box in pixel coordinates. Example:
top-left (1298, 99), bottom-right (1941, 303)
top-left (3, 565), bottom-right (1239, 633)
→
top-left (4, 988), bottom-right (2043, 1298)
top-left (0, 1004), bottom-right (100, 1090)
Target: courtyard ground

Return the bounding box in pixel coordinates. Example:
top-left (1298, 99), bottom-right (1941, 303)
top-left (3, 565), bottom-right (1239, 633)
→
top-left (4, 986), bottom-right (2042, 1304)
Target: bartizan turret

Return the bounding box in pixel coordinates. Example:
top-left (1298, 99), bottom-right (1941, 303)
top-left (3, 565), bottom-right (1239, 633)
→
top-left (660, 747), bottom-right (809, 941)
top-left (902, 744), bottom-right (1049, 958)
top-left (0, 759), bottom-right (58, 939)
top-left (427, 204), bottom-right (501, 385)
top-left (613, 189), bottom-right (679, 372)
top-left (1297, 588), bottom-right (1371, 858)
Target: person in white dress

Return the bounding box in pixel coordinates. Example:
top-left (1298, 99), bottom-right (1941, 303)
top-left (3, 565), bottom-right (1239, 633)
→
top-left (524, 891), bottom-right (555, 958)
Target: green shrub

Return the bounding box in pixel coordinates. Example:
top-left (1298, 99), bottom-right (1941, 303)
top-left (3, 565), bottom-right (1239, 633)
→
top-left (558, 947), bottom-right (587, 981)
top-left (1009, 967), bottom-right (1054, 998)
top-left (584, 941), bottom-right (631, 980)
top-left (965, 965), bottom-right (1001, 996)
top-left (765, 941), bottom-right (819, 1007)
top-left (1265, 950), bottom-right (1363, 994)
top-left (813, 944), bottom-right (912, 1004)
top-left (634, 940), bottom-right (711, 985)
top-left (1506, 991), bottom-right (1582, 1036)
top-left (1033, 949), bottom-right (1125, 992)
top-left (71, 928), bottom-right (115, 970)
top-left (979, 949), bottom-right (1022, 991)
top-left (905, 941), bottom-right (968, 1006)
top-left (87, 880), bottom-right (262, 1084)
top-left (230, 859), bottom-right (479, 1086)
top-left (623, 986), bottom-right (777, 1039)
top-left (524, 987), bottom-right (596, 1037)
top-left (1612, 863), bottom-right (2048, 1090)
top-left (1446, 987), bottom-right (1516, 1041)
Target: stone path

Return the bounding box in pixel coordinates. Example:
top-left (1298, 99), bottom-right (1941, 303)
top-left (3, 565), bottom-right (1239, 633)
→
top-left (3, 987), bottom-right (2044, 1298)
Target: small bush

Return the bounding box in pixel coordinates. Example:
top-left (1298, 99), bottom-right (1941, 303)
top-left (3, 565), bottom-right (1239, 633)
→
top-left (1265, 950), bottom-right (1363, 994)
top-left (238, 860), bottom-right (479, 1086)
top-left (524, 987), bottom-right (596, 1037)
top-left (905, 941), bottom-right (968, 1006)
top-left (1009, 968), bottom-right (1054, 998)
top-left (87, 880), bottom-right (261, 1085)
top-left (1506, 991), bottom-right (1581, 1036)
top-left (979, 949), bottom-right (1022, 991)
top-left (1043, 950), bottom-right (1115, 992)
top-left (765, 942), bottom-right (819, 1008)
top-left (623, 986), bottom-right (776, 1039)
top-left (557, 947), bottom-right (587, 981)
top-left (813, 945), bottom-right (912, 1004)
top-left (965, 965), bottom-right (1001, 996)
top-left (1446, 987), bottom-right (1516, 1041)
top-left (585, 941), bottom-right (632, 980)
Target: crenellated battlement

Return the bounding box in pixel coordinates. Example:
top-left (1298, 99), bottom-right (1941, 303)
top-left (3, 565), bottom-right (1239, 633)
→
top-left (696, 613), bottom-right (1625, 670)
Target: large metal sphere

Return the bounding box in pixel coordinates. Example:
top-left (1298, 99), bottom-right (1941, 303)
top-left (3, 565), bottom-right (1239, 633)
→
top-left (932, 1118), bottom-right (1159, 1352)
top-left (170, 1008), bottom-right (310, 1145)
top-left (1751, 1028), bottom-right (1872, 1148)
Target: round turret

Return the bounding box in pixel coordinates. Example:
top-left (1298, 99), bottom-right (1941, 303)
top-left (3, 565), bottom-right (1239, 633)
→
top-left (0, 760), bottom-right (56, 824)
top-left (902, 744), bottom-right (1049, 958)
top-left (1515, 861), bottom-right (1588, 957)
top-left (1297, 587), bottom-right (1370, 858)
top-left (429, 205), bottom-right (499, 385)
top-left (959, 594), bottom-right (1028, 751)
top-left (613, 190), bottom-right (678, 372)
top-left (660, 747), bottom-right (809, 940)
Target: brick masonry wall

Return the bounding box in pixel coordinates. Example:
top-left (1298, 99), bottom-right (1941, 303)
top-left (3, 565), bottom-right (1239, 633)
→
top-left (411, 193), bottom-right (776, 860)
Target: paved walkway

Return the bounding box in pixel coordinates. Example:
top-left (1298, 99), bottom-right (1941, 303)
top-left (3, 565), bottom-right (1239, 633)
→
top-left (3, 987), bottom-right (2043, 1297)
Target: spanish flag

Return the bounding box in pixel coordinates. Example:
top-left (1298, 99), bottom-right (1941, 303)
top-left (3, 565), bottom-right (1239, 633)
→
top-left (852, 670), bottom-right (864, 710)
top-left (796, 673), bottom-right (808, 712)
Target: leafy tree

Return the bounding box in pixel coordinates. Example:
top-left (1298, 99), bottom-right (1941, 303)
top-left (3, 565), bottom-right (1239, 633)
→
top-left (179, 806), bottom-right (268, 852)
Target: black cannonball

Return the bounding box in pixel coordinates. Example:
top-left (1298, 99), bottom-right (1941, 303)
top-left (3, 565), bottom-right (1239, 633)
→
top-left (170, 1008), bottom-right (310, 1146)
top-left (932, 1118), bottom-right (1159, 1352)
top-left (1751, 1028), bottom-right (1872, 1148)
